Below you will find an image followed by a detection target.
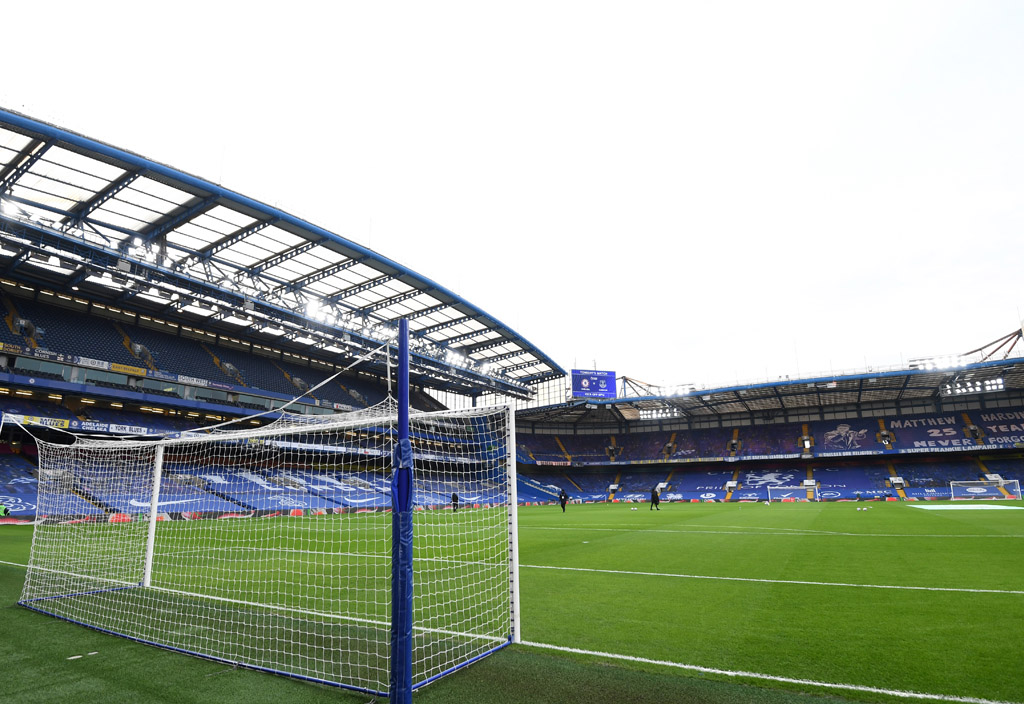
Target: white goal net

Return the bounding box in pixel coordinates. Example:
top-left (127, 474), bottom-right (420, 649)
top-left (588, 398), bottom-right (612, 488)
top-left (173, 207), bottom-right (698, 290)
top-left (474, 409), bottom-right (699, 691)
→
top-left (766, 485), bottom-right (819, 502)
top-left (950, 479), bottom-right (1020, 500)
top-left (18, 398), bottom-right (517, 697)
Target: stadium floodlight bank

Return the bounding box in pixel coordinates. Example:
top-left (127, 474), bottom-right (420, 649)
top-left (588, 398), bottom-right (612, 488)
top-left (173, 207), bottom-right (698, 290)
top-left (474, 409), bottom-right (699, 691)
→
top-left (18, 324), bottom-right (519, 702)
top-left (766, 485), bottom-right (819, 502)
top-left (949, 479), bottom-right (1020, 500)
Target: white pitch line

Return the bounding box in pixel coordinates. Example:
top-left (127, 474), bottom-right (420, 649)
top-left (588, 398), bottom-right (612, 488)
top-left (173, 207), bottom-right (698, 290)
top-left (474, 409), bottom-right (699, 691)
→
top-left (518, 641), bottom-right (1022, 704)
top-left (521, 564), bottom-right (1024, 595)
top-left (523, 525), bottom-right (1024, 539)
top-left (0, 559), bottom-right (28, 568)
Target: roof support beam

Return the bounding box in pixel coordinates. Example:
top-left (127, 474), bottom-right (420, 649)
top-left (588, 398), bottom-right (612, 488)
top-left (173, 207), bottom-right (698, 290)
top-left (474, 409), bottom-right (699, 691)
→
top-left (461, 337), bottom-right (511, 354)
top-left (407, 301), bottom-right (452, 320)
top-left (355, 285), bottom-right (432, 316)
top-left (0, 140), bottom-right (50, 194)
top-left (192, 218), bottom-right (277, 265)
top-left (4, 248), bottom-right (32, 274)
top-left (439, 328), bottom-right (490, 347)
top-left (250, 239), bottom-right (319, 275)
top-left (272, 255), bottom-right (370, 295)
top-left (475, 348), bottom-right (522, 363)
top-left (64, 170), bottom-right (145, 229)
top-left (134, 193), bottom-right (220, 248)
top-left (325, 273), bottom-right (392, 304)
top-left (502, 360), bottom-right (537, 373)
top-left (417, 314), bottom-right (477, 337)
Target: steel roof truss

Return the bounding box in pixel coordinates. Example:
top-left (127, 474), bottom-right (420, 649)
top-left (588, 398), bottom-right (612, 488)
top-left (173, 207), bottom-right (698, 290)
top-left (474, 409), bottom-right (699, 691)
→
top-left (273, 254), bottom-right (370, 295)
top-left (357, 286), bottom-right (433, 316)
top-left (135, 193), bottom-right (220, 248)
top-left (0, 140), bottom-right (51, 193)
top-left (418, 314), bottom-right (478, 337)
top-left (250, 239), bottom-right (319, 275)
top-left (193, 218), bottom-right (277, 264)
top-left (64, 170), bottom-right (145, 229)
top-left (439, 328), bottom-right (492, 347)
top-left (324, 273), bottom-right (393, 304)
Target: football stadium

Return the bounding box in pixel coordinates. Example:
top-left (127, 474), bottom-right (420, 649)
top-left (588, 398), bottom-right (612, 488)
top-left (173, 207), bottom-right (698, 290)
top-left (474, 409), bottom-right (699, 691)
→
top-left (0, 107), bottom-right (1022, 704)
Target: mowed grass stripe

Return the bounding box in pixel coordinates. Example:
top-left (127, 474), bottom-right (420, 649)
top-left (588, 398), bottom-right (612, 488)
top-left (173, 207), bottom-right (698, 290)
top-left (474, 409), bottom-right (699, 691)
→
top-left (524, 524), bottom-right (1024, 538)
top-left (518, 501), bottom-right (1024, 702)
top-left (520, 640), bottom-right (1023, 704)
top-left (521, 563), bottom-right (1024, 594)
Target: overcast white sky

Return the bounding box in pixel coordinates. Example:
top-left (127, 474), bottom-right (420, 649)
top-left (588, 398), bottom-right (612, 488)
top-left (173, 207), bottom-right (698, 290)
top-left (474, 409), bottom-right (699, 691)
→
top-left (2, 1), bottom-right (1023, 390)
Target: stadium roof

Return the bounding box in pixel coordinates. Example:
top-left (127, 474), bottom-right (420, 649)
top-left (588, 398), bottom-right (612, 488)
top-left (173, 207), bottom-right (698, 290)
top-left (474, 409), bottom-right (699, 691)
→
top-left (0, 108), bottom-right (564, 399)
top-left (517, 335), bottom-right (1024, 427)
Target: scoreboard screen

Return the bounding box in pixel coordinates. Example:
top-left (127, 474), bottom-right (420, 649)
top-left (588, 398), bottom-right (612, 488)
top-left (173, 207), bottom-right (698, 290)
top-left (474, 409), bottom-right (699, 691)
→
top-left (571, 369), bottom-right (616, 399)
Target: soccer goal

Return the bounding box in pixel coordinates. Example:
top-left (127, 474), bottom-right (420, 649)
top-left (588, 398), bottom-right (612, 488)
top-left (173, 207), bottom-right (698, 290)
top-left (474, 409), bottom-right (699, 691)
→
top-left (766, 485), bottom-right (819, 502)
top-left (18, 322), bottom-right (518, 701)
top-left (950, 479), bottom-right (1020, 500)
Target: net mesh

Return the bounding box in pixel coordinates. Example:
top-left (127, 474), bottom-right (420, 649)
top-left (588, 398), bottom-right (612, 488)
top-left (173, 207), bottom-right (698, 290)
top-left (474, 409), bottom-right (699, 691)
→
top-left (19, 399), bottom-right (515, 695)
top-left (950, 479), bottom-right (1020, 500)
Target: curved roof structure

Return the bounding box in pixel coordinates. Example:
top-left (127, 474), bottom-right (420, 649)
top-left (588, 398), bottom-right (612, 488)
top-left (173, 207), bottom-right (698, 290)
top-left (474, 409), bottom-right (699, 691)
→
top-left (0, 108), bottom-right (564, 399)
top-left (517, 331), bottom-right (1024, 427)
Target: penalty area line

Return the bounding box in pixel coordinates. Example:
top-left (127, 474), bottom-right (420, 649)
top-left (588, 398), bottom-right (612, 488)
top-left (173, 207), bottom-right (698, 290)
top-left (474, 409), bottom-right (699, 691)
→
top-left (518, 641), bottom-right (1022, 704)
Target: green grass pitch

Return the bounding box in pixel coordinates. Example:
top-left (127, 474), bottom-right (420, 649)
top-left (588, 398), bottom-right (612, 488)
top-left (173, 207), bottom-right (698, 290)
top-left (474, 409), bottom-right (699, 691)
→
top-left (3, 499), bottom-right (1023, 703)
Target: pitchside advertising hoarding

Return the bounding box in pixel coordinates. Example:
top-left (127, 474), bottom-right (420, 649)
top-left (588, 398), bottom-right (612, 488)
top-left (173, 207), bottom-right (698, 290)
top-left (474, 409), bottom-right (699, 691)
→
top-left (571, 369), bottom-right (616, 399)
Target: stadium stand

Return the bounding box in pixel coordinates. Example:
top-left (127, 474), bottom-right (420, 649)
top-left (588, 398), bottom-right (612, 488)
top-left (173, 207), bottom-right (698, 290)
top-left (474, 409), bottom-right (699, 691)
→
top-left (1, 398), bottom-right (79, 422)
top-left (0, 452), bottom-right (37, 515)
top-left (4, 298), bottom-right (140, 367)
top-left (121, 324), bottom-right (236, 385)
top-left (558, 434), bottom-right (611, 464)
top-left (737, 423), bottom-right (804, 457)
top-left (0, 295), bottom-right (399, 421)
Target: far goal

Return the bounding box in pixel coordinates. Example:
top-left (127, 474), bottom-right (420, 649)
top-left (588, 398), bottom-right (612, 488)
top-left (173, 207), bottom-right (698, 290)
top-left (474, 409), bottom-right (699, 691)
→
top-left (950, 479), bottom-right (1020, 500)
top-left (767, 485), bottom-right (819, 502)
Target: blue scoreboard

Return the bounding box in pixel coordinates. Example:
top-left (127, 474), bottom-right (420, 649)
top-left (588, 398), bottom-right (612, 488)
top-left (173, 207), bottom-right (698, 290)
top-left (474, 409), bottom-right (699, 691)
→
top-left (571, 369), bottom-right (616, 399)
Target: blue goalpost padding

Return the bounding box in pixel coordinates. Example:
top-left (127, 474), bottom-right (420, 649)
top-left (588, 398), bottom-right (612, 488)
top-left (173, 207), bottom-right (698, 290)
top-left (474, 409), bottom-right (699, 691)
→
top-left (390, 318), bottom-right (414, 704)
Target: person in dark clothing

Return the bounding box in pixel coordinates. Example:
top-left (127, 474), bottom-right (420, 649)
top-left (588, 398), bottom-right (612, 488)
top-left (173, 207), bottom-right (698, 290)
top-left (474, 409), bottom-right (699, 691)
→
top-left (650, 487), bottom-right (660, 511)
top-left (452, 493), bottom-right (459, 511)
top-left (558, 489), bottom-right (568, 513)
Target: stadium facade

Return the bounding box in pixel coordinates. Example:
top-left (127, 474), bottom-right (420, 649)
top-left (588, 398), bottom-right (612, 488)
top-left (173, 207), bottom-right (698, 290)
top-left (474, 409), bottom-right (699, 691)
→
top-left (1, 108), bottom-right (1022, 520)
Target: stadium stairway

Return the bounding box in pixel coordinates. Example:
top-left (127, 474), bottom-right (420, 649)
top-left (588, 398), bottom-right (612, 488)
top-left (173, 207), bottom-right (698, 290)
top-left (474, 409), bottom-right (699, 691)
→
top-left (114, 323), bottom-right (158, 372)
top-left (800, 423), bottom-right (814, 456)
top-left (563, 473), bottom-right (583, 493)
top-left (662, 432), bottom-right (677, 460)
top-left (724, 467), bottom-right (741, 501)
top-left (192, 476), bottom-right (259, 512)
top-left (70, 483), bottom-right (117, 515)
top-left (554, 436), bottom-right (572, 463)
top-left (202, 343), bottom-right (246, 386)
top-left (975, 457), bottom-right (1014, 497)
top-left (2, 294), bottom-right (37, 348)
top-left (885, 461), bottom-right (908, 499)
top-left (876, 418), bottom-right (895, 449)
top-left (336, 381), bottom-right (368, 408)
top-left (608, 470), bottom-right (622, 501)
top-left (806, 466), bottom-right (816, 500)
top-left (962, 412), bottom-right (986, 447)
top-left (271, 360), bottom-right (311, 399)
